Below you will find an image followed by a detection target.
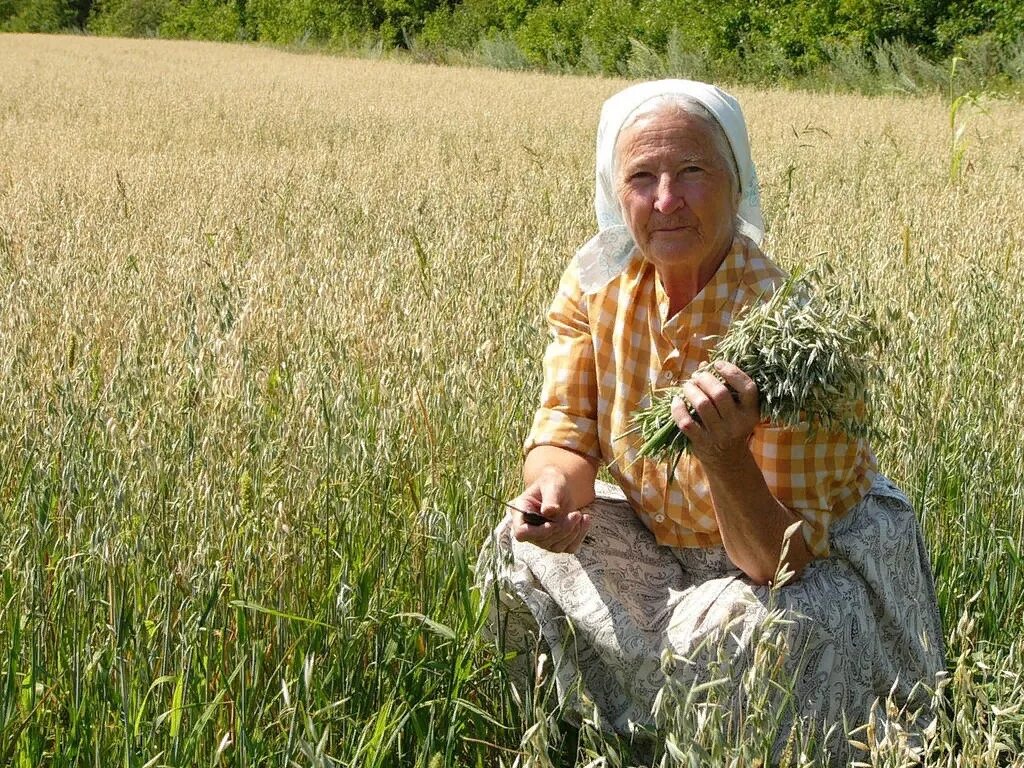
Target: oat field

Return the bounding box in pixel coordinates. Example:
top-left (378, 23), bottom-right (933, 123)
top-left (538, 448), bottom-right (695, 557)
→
top-left (2, 33), bottom-right (1024, 766)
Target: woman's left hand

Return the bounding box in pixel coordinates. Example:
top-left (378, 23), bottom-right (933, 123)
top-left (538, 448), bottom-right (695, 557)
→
top-left (671, 361), bottom-right (760, 469)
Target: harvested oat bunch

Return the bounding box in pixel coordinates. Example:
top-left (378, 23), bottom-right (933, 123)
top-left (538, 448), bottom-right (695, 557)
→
top-left (629, 273), bottom-right (881, 473)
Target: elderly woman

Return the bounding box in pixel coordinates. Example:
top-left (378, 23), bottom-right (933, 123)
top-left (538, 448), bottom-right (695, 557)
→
top-left (482, 80), bottom-right (945, 760)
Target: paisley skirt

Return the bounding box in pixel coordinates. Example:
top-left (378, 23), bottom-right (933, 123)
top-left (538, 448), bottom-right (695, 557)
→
top-left (478, 475), bottom-right (946, 762)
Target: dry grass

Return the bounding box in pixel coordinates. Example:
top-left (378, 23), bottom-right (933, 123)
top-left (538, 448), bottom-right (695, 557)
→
top-left (1, 33), bottom-right (1023, 766)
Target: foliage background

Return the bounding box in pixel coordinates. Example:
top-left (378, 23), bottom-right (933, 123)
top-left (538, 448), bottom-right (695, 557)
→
top-left (2, 33), bottom-right (1023, 765)
top-left (2, 0), bottom-right (1023, 88)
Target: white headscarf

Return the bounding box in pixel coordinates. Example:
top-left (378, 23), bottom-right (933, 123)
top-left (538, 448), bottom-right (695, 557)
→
top-left (577, 79), bottom-right (765, 293)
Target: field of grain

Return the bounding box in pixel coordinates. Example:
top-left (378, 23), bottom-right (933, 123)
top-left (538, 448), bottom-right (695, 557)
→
top-left (2, 33), bottom-right (1023, 766)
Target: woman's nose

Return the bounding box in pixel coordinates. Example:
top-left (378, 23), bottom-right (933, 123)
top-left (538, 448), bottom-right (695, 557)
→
top-left (653, 174), bottom-right (681, 213)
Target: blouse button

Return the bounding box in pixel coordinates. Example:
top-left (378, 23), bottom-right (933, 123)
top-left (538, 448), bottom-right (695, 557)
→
top-left (655, 514), bottom-right (665, 523)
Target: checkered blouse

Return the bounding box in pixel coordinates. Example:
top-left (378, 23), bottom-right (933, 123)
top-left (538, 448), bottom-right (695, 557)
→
top-left (525, 235), bottom-right (877, 557)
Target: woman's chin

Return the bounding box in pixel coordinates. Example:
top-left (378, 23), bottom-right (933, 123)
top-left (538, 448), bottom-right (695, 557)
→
top-left (644, 234), bottom-right (703, 265)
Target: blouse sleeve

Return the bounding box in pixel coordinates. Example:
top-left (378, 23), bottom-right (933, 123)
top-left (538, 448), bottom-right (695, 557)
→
top-left (523, 261), bottom-right (602, 461)
top-left (749, 424), bottom-right (878, 558)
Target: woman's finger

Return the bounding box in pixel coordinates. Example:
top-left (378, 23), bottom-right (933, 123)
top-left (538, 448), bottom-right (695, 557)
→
top-left (515, 519), bottom-right (563, 548)
top-left (510, 514), bottom-right (547, 543)
top-left (563, 513), bottom-right (592, 553)
top-left (513, 509), bottom-right (580, 551)
top-left (681, 379), bottom-right (722, 427)
top-left (693, 370), bottom-right (737, 418)
top-left (509, 496), bottom-right (558, 541)
top-left (671, 394), bottom-right (701, 433)
top-left (713, 361), bottom-right (759, 411)
top-left (547, 511), bottom-right (587, 552)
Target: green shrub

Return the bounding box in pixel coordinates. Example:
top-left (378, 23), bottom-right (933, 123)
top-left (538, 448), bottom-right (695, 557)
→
top-left (245, 0), bottom-right (372, 44)
top-left (514, 0), bottom-right (589, 69)
top-left (88, 0), bottom-right (175, 36)
top-left (159, 0), bottom-right (240, 40)
top-left (1004, 34), bottom-right (1024, 82)
top-left (245, 0), bottom-right (310, 42)
top-left (957, 31), bottom-right (1005, 82)
top-left (820, 38), bottom-right (878, 92)
top-left (753, 0), bottom-right (836, 74)
top-left (662, 27), bottom-right (714, 79)
top-left (871, 37), bottom-right (947, 93)
top-left (634, 0), bottom-right (719, 62)
top-left (374, 0), bottom-right (442, 46)
top-left (6, 0), bottom-right (1021, 90)
top-left (2, 0), bottom-right (78, 31)
top-left (419, 0), bottom-right (529, 51)
top-left (419, 3), bottom-right (483, 51)
top-left (624, 36), bottom-right (663, 78)
top-left (836, 0), bottom-right (943, 51)
top-left (578, 0), bottom-right (636, 74)
top-left (474, 29), bottom-right (529, 69)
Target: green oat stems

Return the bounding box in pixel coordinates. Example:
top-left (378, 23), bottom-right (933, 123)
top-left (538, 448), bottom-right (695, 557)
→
top-left (626, 271), bottom-right (882, 474)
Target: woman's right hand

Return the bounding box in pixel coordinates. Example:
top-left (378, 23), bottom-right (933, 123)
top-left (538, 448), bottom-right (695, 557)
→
top-left (510, 468), bottom-right (592, 553)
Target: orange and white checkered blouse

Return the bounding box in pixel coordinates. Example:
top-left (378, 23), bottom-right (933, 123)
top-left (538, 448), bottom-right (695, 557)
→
top-left (525, 235), bottom-right (877, 557)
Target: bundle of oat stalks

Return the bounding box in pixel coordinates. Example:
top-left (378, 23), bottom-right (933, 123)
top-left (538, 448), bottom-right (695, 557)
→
top-left (629, 273), bottom-right (881, 472)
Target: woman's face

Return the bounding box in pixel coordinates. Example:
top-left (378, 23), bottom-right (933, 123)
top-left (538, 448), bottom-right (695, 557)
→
top-left (614, 107), bottom-right (738, 276)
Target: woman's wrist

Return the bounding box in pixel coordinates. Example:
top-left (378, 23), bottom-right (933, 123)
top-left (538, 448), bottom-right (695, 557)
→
top-left (694, 440), bottom-right (756, 478)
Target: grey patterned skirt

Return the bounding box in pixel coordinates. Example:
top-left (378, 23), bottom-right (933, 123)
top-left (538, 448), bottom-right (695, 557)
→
top-left (478, 475), bottom-right (946, 762)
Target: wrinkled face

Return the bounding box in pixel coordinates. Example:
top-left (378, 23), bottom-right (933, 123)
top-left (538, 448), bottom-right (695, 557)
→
top-left (614, 107), bottom-right (738, 275)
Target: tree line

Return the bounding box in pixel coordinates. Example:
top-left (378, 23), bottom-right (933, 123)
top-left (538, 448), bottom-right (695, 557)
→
top-left (3, 0), bottom-right (1022, 86)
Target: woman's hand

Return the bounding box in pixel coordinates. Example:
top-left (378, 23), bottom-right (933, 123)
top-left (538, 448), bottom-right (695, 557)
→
top-left (510, 468), bottom-right (592, 553)
top-left (671, 361), bottom-right (759, 469)
top-left (670, 361), bottom-right (814, 584)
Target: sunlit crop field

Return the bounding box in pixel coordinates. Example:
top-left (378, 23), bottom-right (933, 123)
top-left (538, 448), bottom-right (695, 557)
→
top-left (2, 33), bottom-right (1024, 766)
